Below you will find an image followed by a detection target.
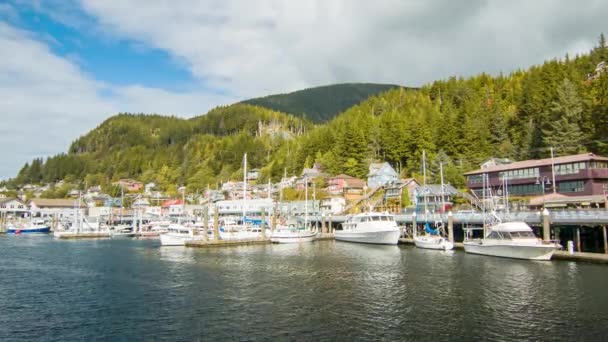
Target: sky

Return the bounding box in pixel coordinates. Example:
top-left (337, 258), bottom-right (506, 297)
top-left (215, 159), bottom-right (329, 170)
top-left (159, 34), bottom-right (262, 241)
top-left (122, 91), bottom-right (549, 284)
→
top-left (0, 0), bottom-right (607, 180)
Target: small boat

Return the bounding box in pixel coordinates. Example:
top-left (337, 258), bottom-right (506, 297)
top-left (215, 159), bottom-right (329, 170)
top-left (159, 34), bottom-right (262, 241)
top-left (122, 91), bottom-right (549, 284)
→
top-left (6, 219), bottom-right (51, 235)
top-left (110, 225), bottom-right (135, 238)
top-left (335, 211), bottom-right (401, 245)
top-left (159, 224), bottom-right (197, 246)
top-left (270, 218), bottom-right (317, 244)
top-left (414, 222), bottom-right (454, 251)
top-left (463, 221), bottom-right (561, 260)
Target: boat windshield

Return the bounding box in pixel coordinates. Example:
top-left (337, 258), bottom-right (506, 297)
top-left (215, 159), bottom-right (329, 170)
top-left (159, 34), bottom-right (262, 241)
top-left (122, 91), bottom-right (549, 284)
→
top-left (509, 231), bottom-right (536, 238)
top-left (486, 231), bottom-right (512, 240)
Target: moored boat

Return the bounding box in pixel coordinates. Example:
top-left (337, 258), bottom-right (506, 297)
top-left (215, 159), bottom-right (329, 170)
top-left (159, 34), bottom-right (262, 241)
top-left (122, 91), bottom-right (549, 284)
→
top-left (159, 224), bottom-right (198, 246)
top-left (463, 221), bottom-right (561, 260)
top-left (414, 222), bottom-right (454, 250)
top-left (335, 212), bottom-right (401, 245)
top-left (6, 219), bottom-right (51, 235)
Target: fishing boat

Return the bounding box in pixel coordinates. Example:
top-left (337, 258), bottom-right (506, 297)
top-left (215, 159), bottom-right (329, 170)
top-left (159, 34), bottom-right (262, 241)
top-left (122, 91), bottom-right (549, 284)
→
top-left (463, 221), bottom-right (561, 260)
top-left (6, 218), bottom-right (51, 234)
top-left (335, 211), bottom-right (401, 245)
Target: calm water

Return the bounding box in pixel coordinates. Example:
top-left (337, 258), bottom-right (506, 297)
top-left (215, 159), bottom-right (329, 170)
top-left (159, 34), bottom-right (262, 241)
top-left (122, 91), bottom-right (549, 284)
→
top-left (1, 236), bottom-right (608, 341)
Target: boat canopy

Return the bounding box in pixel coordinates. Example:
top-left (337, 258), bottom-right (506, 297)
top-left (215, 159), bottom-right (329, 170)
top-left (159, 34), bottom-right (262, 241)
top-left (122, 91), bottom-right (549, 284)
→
top-left (492, 221), bottom-right (533, 232)
top-left (424, 222), bottom-right (439, 235)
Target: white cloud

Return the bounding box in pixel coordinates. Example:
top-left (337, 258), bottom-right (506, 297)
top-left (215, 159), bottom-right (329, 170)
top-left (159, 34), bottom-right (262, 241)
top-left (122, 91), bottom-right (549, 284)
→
top-left (0, 22), bottom-right (234, 179)
top-left (2, 0), bottom-right (607, 179)
top-left (79, 0), bottom-right (608, 98)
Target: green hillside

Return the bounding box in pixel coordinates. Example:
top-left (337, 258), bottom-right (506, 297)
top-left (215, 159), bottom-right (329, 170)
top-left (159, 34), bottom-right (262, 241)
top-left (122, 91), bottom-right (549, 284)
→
top-left (242, 83), bottom-right (404, 123)
top-left (6, 35), bottom-right (608, 196)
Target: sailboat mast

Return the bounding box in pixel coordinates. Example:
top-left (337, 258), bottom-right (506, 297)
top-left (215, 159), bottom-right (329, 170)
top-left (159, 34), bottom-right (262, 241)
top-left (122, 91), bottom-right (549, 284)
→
top-left (422, 150), bottom-right (427, 221)
top-left (243, 153), bottom-right (247, 221)
top-left (440, 163), bottom-right (445, 216)
top-left (305, 177), bottom-right (308, 229)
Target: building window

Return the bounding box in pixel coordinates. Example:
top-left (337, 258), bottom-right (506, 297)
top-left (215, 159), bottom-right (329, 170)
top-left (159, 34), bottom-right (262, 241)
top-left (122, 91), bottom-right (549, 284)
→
top-left (499, 167), bottom-right (539, 180)
top-left (467, 174), bottom-right (485, 184)
top-left (558, 180), bottom-right (584, 193)
top-left (507, 184), bottom-right (542, 196)
top-left (590, 161), bottom-right (608, 169)
top-left (554, 162), bottom-right (586, 175)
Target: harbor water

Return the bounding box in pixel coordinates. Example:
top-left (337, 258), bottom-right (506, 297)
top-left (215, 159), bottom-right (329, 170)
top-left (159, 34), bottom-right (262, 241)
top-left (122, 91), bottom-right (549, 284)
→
top-left (1, 236), bottom-right (607, 341)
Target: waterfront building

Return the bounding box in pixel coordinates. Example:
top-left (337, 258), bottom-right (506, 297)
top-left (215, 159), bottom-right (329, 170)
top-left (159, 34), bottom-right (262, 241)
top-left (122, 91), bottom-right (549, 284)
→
top-left (29, 198), bottom-right (83, 218)
top-left (0, 198), bottom-right (28, 216)
top-left (214, 198), bottom-right (273, 218)
top-left (464, 152), bottom-right (608, 208)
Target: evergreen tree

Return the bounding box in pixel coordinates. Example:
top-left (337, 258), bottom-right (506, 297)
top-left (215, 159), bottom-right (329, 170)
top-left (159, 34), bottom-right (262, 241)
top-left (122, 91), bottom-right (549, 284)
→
top-left (542, 78), bottom-right (586, 154)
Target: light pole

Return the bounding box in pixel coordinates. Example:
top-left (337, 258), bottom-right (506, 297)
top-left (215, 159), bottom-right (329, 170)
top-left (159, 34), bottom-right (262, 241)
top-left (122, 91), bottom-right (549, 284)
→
top-left (535, 176), bottom-right (551, 208)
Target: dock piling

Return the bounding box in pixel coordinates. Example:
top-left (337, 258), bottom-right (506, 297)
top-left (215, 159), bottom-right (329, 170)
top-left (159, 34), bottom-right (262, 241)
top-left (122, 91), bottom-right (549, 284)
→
top-left (213, 207), bottom-right (220, 241)
top-left (542, 209), bottom-right (551, 242)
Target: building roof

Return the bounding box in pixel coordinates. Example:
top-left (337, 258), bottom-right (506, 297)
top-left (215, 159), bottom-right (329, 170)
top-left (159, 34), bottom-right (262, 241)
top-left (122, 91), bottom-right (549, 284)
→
top-left (344, 178), bottom-right (365, 188)
top-left (0, 197), bottom-right (24, 205)
top-left (29, 198), bottom-right (77, 208)
top-left (330, 174), bottom-right (356, 180)
top-left (368, 162), bottom-right (396, 176)
top-left (415, 184), bottom-right (459, 196)
top-left (464, 153), bottom-right (608, 175)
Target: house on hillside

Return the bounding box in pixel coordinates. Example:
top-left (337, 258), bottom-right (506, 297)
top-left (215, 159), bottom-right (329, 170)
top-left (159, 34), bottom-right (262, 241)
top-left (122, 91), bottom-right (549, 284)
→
top-left (113, 179), bottom-right (143, 192)
top-left (481, 157), bottom-right (512, 169)
top-left (414, 184), bottom-right (460, 213)
top-left (383, 178), bottom-right (420, 206)
top-left (319, 197), bottom-right (346, 215)
top-left (247, 168), bottom-right (261, 181)
top-left (367, 162), bottom-right (398, 188)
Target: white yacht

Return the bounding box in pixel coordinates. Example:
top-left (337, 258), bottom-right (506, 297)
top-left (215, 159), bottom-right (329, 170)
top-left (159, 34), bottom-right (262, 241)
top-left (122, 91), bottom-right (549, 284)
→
top-left (463, 221), bottom-right (561, 260)
top-left (335, 212), bottom-right (401, 245)
top-left (159, 224), bottom-right (198, 246)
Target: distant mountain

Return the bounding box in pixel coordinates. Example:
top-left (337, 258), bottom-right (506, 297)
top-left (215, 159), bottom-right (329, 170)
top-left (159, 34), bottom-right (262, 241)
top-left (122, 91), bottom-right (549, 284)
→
top-left (242, 83), bottom-right (406, 123)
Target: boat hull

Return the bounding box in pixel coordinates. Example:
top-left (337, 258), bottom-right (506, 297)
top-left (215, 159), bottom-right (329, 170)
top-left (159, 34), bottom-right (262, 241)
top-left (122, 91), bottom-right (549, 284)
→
top-left (270, 231), bottom-right (317, 244)
top-left (414, 235), bottom-right (454, 250)
top-left (335, 229), bottom-right (400, 245)
top-left (53, 231), bottom-right (110, 239)
top-left (464, 241), bottom-right (558, 260)
top-left (160, 233), bottom-right (192, 246)
top-left (6, 226), bottom-right (51, 234)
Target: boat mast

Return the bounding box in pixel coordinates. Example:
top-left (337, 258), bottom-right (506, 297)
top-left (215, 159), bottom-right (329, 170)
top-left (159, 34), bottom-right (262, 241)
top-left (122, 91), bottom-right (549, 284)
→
top-left (243, 153), bottom-right (247, 221)
top-left (305, 176), bottom-right (308, 229)
top-left (422, 150), bottom-right (427, 223)
top-left (440, 162), bottom-right (445, 220)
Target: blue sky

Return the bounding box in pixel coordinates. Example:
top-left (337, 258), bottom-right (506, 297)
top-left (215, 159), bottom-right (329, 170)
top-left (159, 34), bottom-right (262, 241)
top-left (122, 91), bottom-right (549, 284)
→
top-left (1, 0), bottom-right (606, 180)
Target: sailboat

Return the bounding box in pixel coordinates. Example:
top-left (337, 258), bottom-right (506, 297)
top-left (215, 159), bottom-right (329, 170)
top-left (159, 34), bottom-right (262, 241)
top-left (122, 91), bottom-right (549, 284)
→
top-left (270, 175), bottom-right (318, 244)
top-left (54, 192), bottom-right (110, 238)
top-left (413, 160), bottom-right (454, 251)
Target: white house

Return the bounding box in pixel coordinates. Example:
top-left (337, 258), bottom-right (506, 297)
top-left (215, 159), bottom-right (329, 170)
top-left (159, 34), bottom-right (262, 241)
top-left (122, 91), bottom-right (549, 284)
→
top-left (29, 198), bottom-right (83, 218)
top-left (213, 198), bottom-right (274, 217)
top-left (319, 197), bottom-right (346, 215)
top-left (0, 198), bottom-right (28, 215)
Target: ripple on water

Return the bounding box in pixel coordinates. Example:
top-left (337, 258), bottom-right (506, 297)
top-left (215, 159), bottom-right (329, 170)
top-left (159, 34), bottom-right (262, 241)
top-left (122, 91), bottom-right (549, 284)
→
top-left (1, 237), bottom-right (608, 341)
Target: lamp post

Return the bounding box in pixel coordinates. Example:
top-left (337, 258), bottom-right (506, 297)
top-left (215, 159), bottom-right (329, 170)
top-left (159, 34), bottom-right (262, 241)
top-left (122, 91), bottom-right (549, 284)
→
top-left (535, 176), bottom-right (551, 208)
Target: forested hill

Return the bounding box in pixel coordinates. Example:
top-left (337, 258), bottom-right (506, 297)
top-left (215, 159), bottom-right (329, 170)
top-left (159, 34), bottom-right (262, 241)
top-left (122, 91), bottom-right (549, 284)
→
top-left (6, 35), bottom-right (608, 196)
top-left (242, 83), bottom-right (404, 123)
